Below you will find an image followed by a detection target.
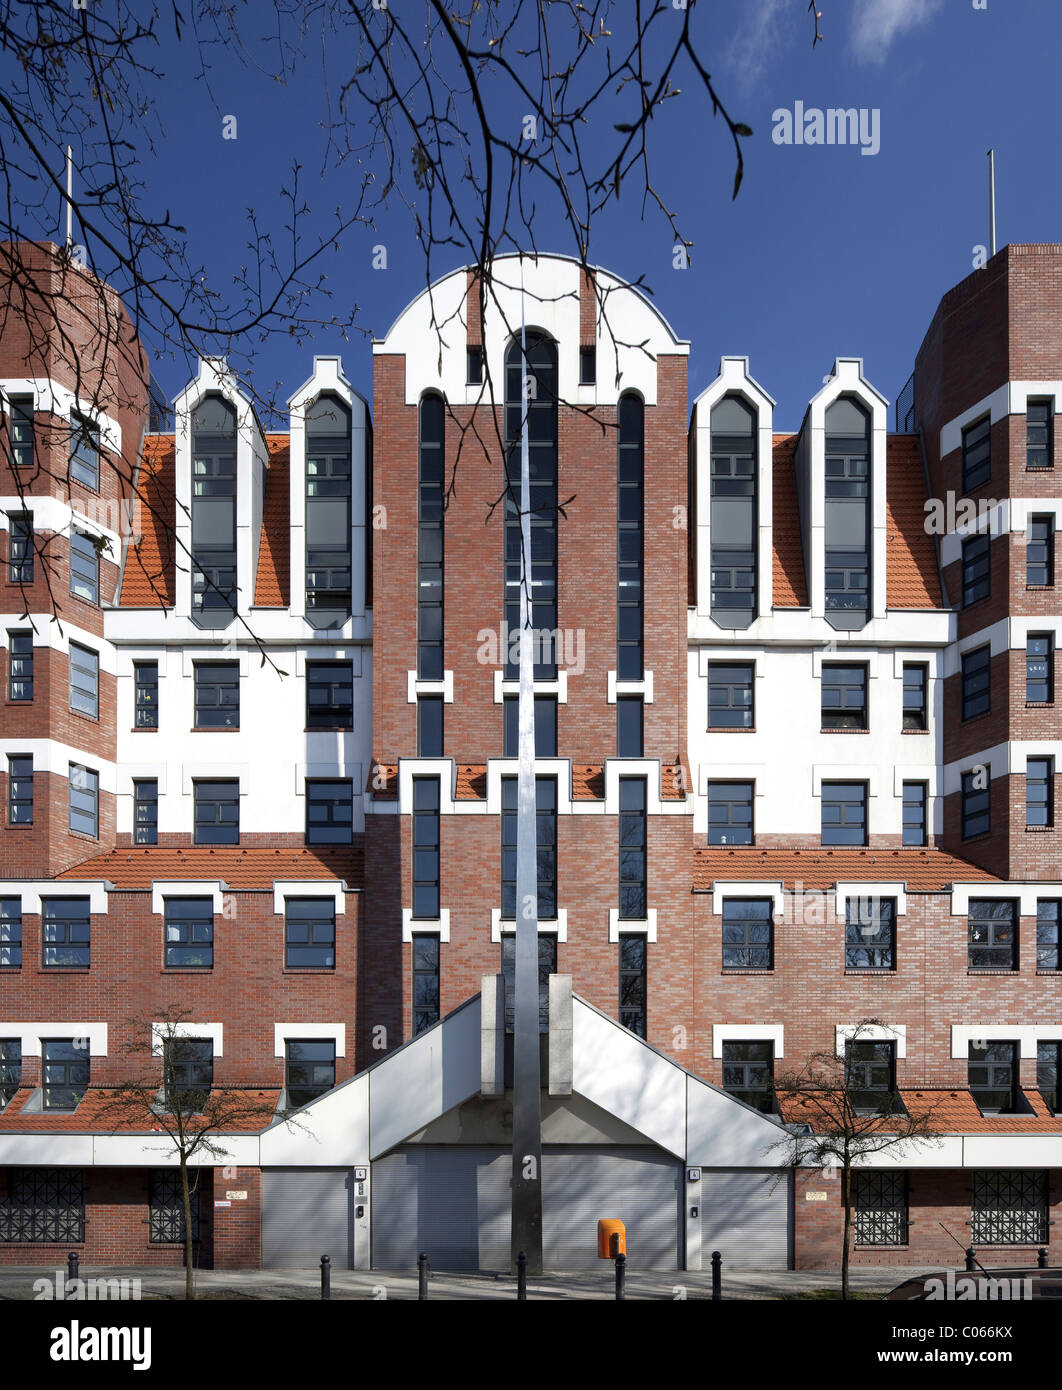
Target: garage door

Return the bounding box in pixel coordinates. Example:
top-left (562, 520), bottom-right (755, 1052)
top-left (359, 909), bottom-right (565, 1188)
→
top-left (372, 1146), bottom-right (511, 1271)
top-left (262, 1168), bottom-right (355, 1267)
top-left (700, 1169), bottom-right (791, 1270)
top-left (542, 1146), bottom-right (683, 1270)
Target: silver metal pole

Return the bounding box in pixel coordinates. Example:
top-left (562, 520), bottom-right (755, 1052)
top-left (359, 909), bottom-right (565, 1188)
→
top-left (66, 146), bottom-right (73, 249)
top-left (988, 148), bottom-right (996, 259)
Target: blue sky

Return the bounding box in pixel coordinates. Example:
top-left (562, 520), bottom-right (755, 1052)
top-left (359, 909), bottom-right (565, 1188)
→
top-left (125, 0), bottom-right (1062, 429)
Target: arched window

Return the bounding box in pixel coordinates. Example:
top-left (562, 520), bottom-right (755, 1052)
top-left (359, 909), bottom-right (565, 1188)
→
top-left (417, 393), bottom-right (445, 681)
top-left (710, 394), bottom-right (757, 628)
top-left (503, 333), bottom-right (558, 679)
top-left (305, 393), bottom-right (352, 626)
top-left (617, 393), bottom-right (644, 680)
top-left (191, 395), bottom-right (237, 626)
top-left (824, 396), bottom-right (870, 630)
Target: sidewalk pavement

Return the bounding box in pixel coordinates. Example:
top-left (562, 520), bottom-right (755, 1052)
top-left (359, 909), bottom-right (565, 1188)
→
top-left (0, 1264), bottom-right (940, 1300)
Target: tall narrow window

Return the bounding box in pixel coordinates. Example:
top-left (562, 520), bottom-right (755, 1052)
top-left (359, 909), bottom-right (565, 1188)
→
top-left (1026, 400), bottom-right (1053, 470)
top-left (722, 1041), bottom-right (774, 1111)
top-left (618, 777), bottom-right (647, 919)
top-left (8, 513), bottom-right (33, 583)
top-left (845, 898), bottom-right (896, 970)
top-left (902, 781), bottom-right (928, 846)
top-left (134, 660), bottom-right (159, 728)
top-left (285, 1040), bottom-right (336, 1107)
top-left (501, 932), bottom-right (556, 1033)
top-left (7, 755), bottom-right (32, 824)
top-left (417, 695), bottom-right (444, 757)
top-left (902, 663), bottom-right (927, 730)
top-left (503, 694), bottom-right (557, 757)
top-left (305, 780), bottom-right (353, 845)
top-left (134, 779), bottom-right (158, 845)
top-left (417, 394), bottom-right (445, 679)
top-left (1027, 757), bottom-right (1054, 828)
top-left (821, 781), bottom-right (867, 846)
top-left (191, 395), bottom-right (237, 624)
top-left (69, 642), bottom-right (99, 718)
top-left (7, 397), bottom-right (33, 470)
top-left (69, 531), bottom-right (99, 604)
top-left (579, 345), bottom-right (597, 386)
top-left (501, 776), bottom-right (556, 919)
top-left (0, 1040), bottom-right (21, 1107)
top-left (69, 412), bottom-right (100, 490)
top-left (616, 695), bottom-right (643, 757)
top-left (193, 779), bottom-right (239, 845)
top-left (710, 395), bottom-right (757, 628)
top-left (961, 645), bottom-right (991, 719)
top-left (708, 663), bottom-right (754, 729)
top-left (1027, 635), bottom-right (1053, 703)
top-left (305, 393), bottom-right (352, 624)
top-left (968, 899), bottom-right (1016, 969)
top-left (821, 664), bottom-right (868, 730)
top-left (42, 897), bottom-right (91, 968)
top-left (617, 392), bottom-right (644, 678)
top-left (504, 334), bottom-right (558, 679)
top-left (1037, 1041), bottom-right (1062, 1114)
top-left (466, 346), bottom-right (483, 385)
top-left (68, 764), bottom-right (98, 837)
top-left (969, 1042), bottom-right (1018, 1114)
top-left (824, 397), bottom-right (870, 629)
top-left (164, 898), bottom-right (214, 968)
top-left (412, 934), bottom-right (440, 1035)
top-left (721, 899), bottom-right (773, 969)
top-left (962, 416), bottom-right (991, 491)
top-left (961, 770), bottom-right (990, 839)
top-left (618, 935), bottom-right (647, 1037)
top-left (961, 533), bottom-right (990, 606)
top-left (1028, 516), bottom-right (1054, 586)
top-left (284, 899), bottom-right (335, 969)
top-left (193, 661), bottom-right (239, 728)
top-left (1037, 900), bottom-right (1061, 971)
top-left (0, 899), bottom-right (22, 968)
top-left (708, 781), bottom-right (754, 846)
top-left (412, 777), bottom-right (440, 920)
top-left (7, 631), bottom-right (32, 701)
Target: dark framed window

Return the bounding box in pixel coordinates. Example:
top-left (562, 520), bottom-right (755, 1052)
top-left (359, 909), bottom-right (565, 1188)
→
top-left (7, 631), bottom-right (32, 701)
top-left (618, 934), bottom-right (647, 1038)
top-left (501, 931), bottom-right (556, 1033)
top-left (0, 1167), bottom-right (84, 1239)
top-left (711, 394), bottom-right (758, 628)
top-left (68, 763), bottom-right (98, 837)
top-left (1027, 635), bottom-right (1053, 703)
top-left (164, 897), bottom-right (213, 969)
top-left (412, 934), bottom-right (440, 1035)
top-left (961, 645), bottom-right (990, 719)
top-left (708, 663), bottom-right (754, 729)
top-left (191, 395), bottom-right (238, 621)
top-left (821, 781), bottom-right (867, 846)
top-left (306, 779), bottom-right (353, 845)
top-left (417, 695), bottom-right (444, 757)
top-left (824, 398), bottom-right (871, 629)
top-left (194, 661), bottom-right (239, 728)
top-left (466, 345), bottom-right (483, 385)
top-left (968, 899), bottom-right (1016, 970)
top-left (854, 1172), bottom-right (908, 1247)
top-left (579, 345), bottom-right (597, 386)
top-left (42, 898), bottom-right (91, 968)
top-left (149, 1169), bottom-right (201, 1245)
top-left (0, 1040), bottom-right (21, 1107)
top-left (708, 780), bottom-right (753, 847)
top-left (306, 661), bottom-right (353, 730)
top-left (41, 1040), bottom-right (89, 1110)
top-left (902, 781), bottom-right (928, 847)
top-left (1026, 400), bottom-right (1053, 470)
top-left (8, 513), bottom-right (33, 583)
top-left (972, 1170), bottom-right (1048, 1243)
top-left (69, 412), bottom-right (100, 489)
top-left (418, 393), bottom-right (445, 680)
top-left (617, 392), bottom-right (644, 681)
top-left (961, 770), bottom-right (990, 840)
top-left (845, 1040), bottom-right (899, 1114)
top-left (844, 897), bottom-right (896, 970)
top-left (721, 897), bottom-right (773, 970)
top-left (193, 779), bottom-right (239, 845)
top-left (1027, 756), bottom-right (1054, 828)
top-left (163, 1038), bottom-right (213, 1111)
top-left (284, 898), bottom-right (335, 969)
top-left (1037, 1042), bottom-right (1062, 1114)
top-left (821, 664), bottom-right (868, 730)
top-left (961, 533), bottom-right (990, 606)
top-left (902, 663), bottom-right (927, 730)
top-left (285, 1039), bottom-right (336, 1108)
top-left (1028, 516), bottom-right (1054, 586)
top-left (7, 397), bottom-right (33, 470)
top-left (412, 777), bottom-right (441, 920)
top-left (69, 641), bottom-right (99, 718)
top-left (501, 775), bottom-right (557, 919)
top-left (304, 393), bottom-right (352, 623)
top-left (0, 899), bottom-right (21, 968)
top-left (616, 695), bottom-right (643, 757)
top-left (721, 1040), bottom-right (774, 1111)
top-left (7, 755), bottom-right (32, 825)
top-left (1037, 900), bottom-right (1061, 971)
top-left (618, 777), bottom-right (647, 919)
top-left (961, 415), bottom-right (991, 492)
top-left (134, 660), bottom-right (159, 728)
top-left (134, 778), bottom-right (158, 845)
top-left (69, 530), bottom-right (99, 604)
top-left (503, 694), bottom-right (557, 758)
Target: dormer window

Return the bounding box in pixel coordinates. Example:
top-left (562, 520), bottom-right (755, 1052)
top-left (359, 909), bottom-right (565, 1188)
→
top-left (305, 393), bottom-right (352, 627)
top-left (824, 396), bottom-right (870, 630)
top-left (709, 394), bottom-right (756, 629)
top-left (190, 395), bottom-right (237, 626)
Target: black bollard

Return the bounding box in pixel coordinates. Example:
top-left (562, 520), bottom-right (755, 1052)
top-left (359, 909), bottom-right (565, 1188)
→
top-left (516, 1250), bottom-right (527, 1300)
top-left (66, 1251), bottom-right (79, 1299)
top-left (614, 1251), bottom-right (626, 1301)
top-left (418, 1251), bottom-right (429, 1301)
top-left (965, 1246), bottom-right (977, 1272)
top-left (320, 1254), bottom-right (331, 1300)
top-left (1039, 1247), bottom-right (1050, 1269)
top-left (711, 1249), bottom-right (721, 1301)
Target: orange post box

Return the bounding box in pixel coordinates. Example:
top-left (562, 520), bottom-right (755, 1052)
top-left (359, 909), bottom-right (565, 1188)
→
top-left (597, 1218), bottom-right (626, 1258)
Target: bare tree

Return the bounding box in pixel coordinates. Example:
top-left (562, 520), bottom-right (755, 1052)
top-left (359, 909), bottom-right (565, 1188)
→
top-left (771, 1019), bottom-right (942, 1300)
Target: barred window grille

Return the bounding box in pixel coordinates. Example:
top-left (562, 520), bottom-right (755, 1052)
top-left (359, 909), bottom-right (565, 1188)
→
top-left (971, 1170), bottom-right (1048, 1246)
top-left (854, 1171), bottom-right (908, 1247)
top-left (148, 1170), bottom-right (202, 1244)
top-left (0, 1167), bottom-right (84, 1242)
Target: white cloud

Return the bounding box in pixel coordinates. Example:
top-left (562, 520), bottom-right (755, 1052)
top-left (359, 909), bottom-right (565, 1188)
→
top-left (723, 0), bottom-right (790, 89)
top-left (850, 0), bottom-right (945, 64)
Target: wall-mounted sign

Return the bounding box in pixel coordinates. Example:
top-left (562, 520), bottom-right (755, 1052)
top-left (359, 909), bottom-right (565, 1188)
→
top-left (805, 1191), bottom-right (828, 1202)
top-left (225, 1190), bottom-right (248, 1201)
top-left (214, 1199), bottom-right (232, 1208)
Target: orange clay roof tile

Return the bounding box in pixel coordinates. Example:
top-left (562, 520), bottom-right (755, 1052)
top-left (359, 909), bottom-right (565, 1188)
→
top-left (120, 435), bottom-right (176, 607)
top-left (694, 846), bottom-right (1000, 892)
top-left (771, 434), bottom-right (807, 608)
top-left (56, 845), bottom-right (363, 891)
top-left (780, 1088), bottom-right (1062, 1135)
top-left (885, 435), bottom-right (942, 608)
top-left (253, 434), bottom-right (290, 607)
top-left (0, 1087), bottom-right (282, 1134)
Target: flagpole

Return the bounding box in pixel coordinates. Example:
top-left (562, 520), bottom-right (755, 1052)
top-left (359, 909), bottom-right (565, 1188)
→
top-left (65, 146), bottom-right (73, 249)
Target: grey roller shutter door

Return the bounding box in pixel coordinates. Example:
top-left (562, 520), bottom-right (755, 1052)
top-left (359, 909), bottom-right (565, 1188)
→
top-left (700, 1169), bottom-right (791, 1270)
top-left (542, 1147), bottom-right (683, 1271)
top-left (261, 1168), bottom-right (354, 1267)
top-left (372, 1147), bottom-right (511, 1271)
